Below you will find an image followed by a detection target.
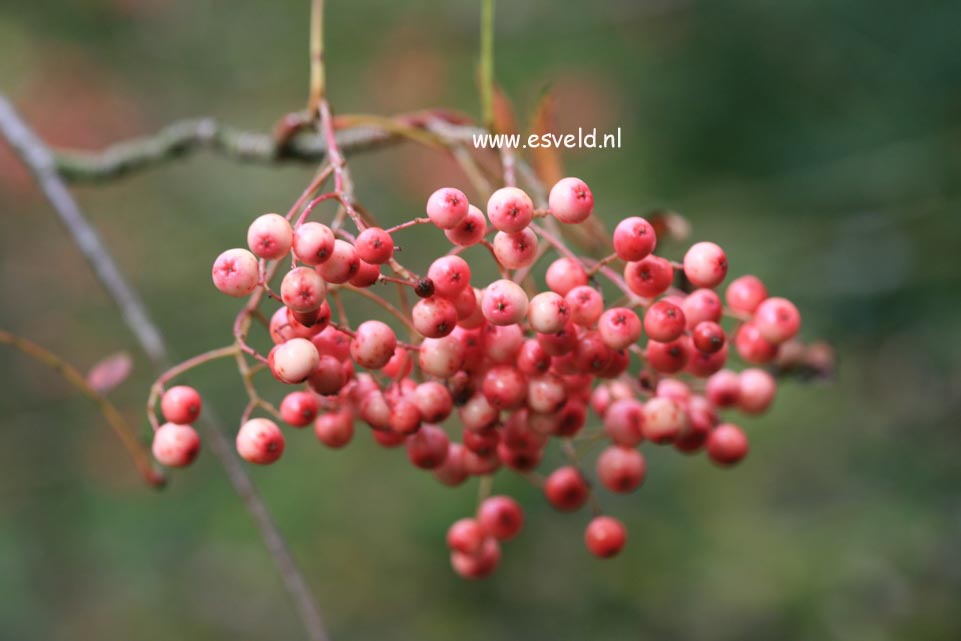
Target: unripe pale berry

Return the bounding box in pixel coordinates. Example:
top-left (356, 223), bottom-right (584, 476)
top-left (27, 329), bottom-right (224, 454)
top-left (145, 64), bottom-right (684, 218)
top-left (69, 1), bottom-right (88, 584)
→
top-left (612, 216), bottom-right (657, 261)
top-left (683, 241), bottom-right (728, 289)
top-left (585, 516), bottom-right (626, 558)
top-left (279, 390), bottom-right (319, 427)
top-left (482, 279), bottom-right (529, 326)
top-left (427, 256), bottom-right (471, 298)
top-left (598, 307), bottom-right (643, 350)
top-left (152, 422), bottom-right (201, 467)
top-left (707, 423), bottom-right (749, 466)
top-left (406, 424), bottom-right (450, 469)
top-left (603, 398), bottom-right (645, 446)
top-left (319, 239), bottom-right (360, 284)
top-left (412, 296), bottom-right (458, 338)
top-left (692, 320), bottom-right (726, 353)
top-left (706, 369), bottom-right (741, 407)
top-left (477, 495), bottom-right (524, 541)
top-left (548, 177), bottom-right (594, 224)
top-left (596, 445), bottom-right (646, 493)
top-left (161, 385), bottom-right (202, 425)
top-left (527, 373), bottom-right (568, 414)
top-left (426, 187), bottom-right (469, 229)
top-left (313, 410), bottom-right (354, 448)
top-left (354, 227), bottom-right (394, 264)
top-left (444, 204), bottom-right (487, 246)
top-left (212, 248), bottom-right (259, 297)
top-left (492, 228), bottom-right (538, 269)
top-left (349, 320), bottom-right (397, 370)
top-left (544, 466), bottom-right (590, 511)
top-left (236, 418), bottom-right (285, 465)
top-left (270, 338), bottom-right (320, 384)
top-left (292, 222), bottom-right (335, 265)
top-left (418, 335), bottom-right (466, 378)
top-left (754, 297), bottom-right (801, 344)
top-left (545, 257), bottom-right (588, 296)
top-left (527, 291), bottom-right (571, 334)
top-left (487, 186), bottom-right (534, 233)
top-left (738, 368), bottom-right (777, 414)
top-left (247, 213), bottom-right (293, 260)
top-left (624, 256), bottom-right (673, 298)
top-left (447, 518), bottom-right (485, 555)
top-left (281, 267), bottom-right (327, 313)
top-left (726, 275), bottom-right (768, 314)
top-left (642, 396), bottom-right (688, 443)
top-left (643, 300), bottom-right (687, 342)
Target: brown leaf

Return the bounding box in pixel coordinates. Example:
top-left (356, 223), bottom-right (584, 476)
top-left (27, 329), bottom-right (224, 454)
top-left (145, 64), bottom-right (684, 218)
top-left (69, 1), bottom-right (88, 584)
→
top-left (86, 352), bottom-right (133, 394)
top-left (492, 86), bottom-right (518, 136)
top-left (529, 91), bottom-right (564, 187)
top-left (648, 210), bottom-right (691, 243)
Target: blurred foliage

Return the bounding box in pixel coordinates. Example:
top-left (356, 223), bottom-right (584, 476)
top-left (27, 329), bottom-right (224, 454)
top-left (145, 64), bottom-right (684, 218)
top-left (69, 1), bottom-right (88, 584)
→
top-left (1, 1), bottom-right (960, 640)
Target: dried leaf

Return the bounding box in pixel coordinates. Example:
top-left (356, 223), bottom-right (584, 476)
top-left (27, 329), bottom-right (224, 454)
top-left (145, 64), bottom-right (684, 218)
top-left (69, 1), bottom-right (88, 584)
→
top-left (529, 91), bottom-right (564, 187)
top-left (492, 85), bottom-right (518, 136)
top-left (86, 352), bottom-right (133, 394)
top-left (648, 210), bottom-right (691, 243)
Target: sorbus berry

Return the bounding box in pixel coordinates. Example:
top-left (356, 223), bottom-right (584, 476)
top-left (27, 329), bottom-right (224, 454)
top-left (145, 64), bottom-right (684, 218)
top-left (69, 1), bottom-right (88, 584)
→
top-left (313, 410), bottom-right (354, 448)
top-left (564, 285), bottom-right (604, 327)
top-left (292, 222), bottom-right (335, 265)
top-left (692, 320), bottom-right (726, 353)
top-left (624, 256), bottom-right (673, 298)
top-left (683, 241), bottom-right (728, 289)
top-left (247, 213), bottom-right (293, 260)
top-left (447, 518), bottom-right (485, 555)
top-left (544, 466), bottom-right (590, 511)
top-left (734, 322), bottom-right (778, 364)
top-left (444, 204), bottom-right (487, 246)
top-left (412, 296), bottom-right (458, 338)
top-left (349, 259), bottom-right (381, 288)
top-left (545, 257), bottom-right (588, 296)
top-left (413, 381), bottom-right (453, 422)
top-left (482, 365), bottom-right (528, 410)
top-left (597, 307), bottom-right (642, 350)
top-left (426, 187), bottom-right (469, 229)
top-left (354, 227), bottom-right (394, 264)
top-left (281, 267), bottom-right (327, 313)
top-left (754, 297), bottom-right (801, 344)
top-left (645, 337), bottom-right (691, 374)
top-left (450, 537), bottom-right (500, 579)
top-left (642, 397), bottom-right (688, 443)
top-left (527, 291), bottom-right (571, 334)
top-left (270, 338), bottom-right (320, 384)
top-left (434, 443), bottom-right (469, 486)
top-left (643, 300), bottom-right (686, 342)
top-left (236, 418), bottom-right (285, 465)
top-left (549, 177), bottom-right (594, 224)
top-left (596, 445), bottom-right (646, 493)
top-left (319, 239), bottom-right (360, 284)
top-left (477, 495), bottom-right (524, 541)
top-left (152, 422), bottom-right (200, 467)
top-left (706, 370), bottom-right (741, 407)
top-left (706, 423), bottom-right (749, 466)
top-left (482, 279), bottom-right (529, 326)
top-left (726, 275), bottom-right (767, 314)
top-left (738, 368), bottom-right (776, 414)
top-left (279, 390), bottom-right (319, 427)
top-left (487, 186), bottom-right (534, 233)
top-left (612, 216), bottom-right (656, 261)
top-left (427, 256), bottom-right (471, 298)
top-left (161, 385), bottom-right (202, 425)
top-left (585, 516), bottom-right (626, 558)
top-left (603, 398), bottom-right (645, 446)
top-left (349, 320), bottom-right (397, 370)
top-left (686, 342), bottom-right (729, 377)
top-left (406, 424), bottom-right (450, 469)
top-left (212, 248), bottom-right (259, 297)
top-left (517, 339), bottom-right (552, 376)
top-left (681, 289), bottom-right (723, 329)
top-left (418, 335), bottom-right (466, 378)
top-left (492, 228), bottom-right (538, 269)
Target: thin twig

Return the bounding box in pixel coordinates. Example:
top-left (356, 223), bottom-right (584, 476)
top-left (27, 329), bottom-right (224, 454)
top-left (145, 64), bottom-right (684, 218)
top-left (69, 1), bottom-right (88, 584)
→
top-left (0, 95), bottom-right (330, 641)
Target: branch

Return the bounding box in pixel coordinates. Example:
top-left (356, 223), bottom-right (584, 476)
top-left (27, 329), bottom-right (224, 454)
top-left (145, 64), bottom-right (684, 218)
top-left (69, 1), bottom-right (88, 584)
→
top-left (0, 328), bottom-right (165, 488)
top-left (0, 94), bottom-right (331, 641)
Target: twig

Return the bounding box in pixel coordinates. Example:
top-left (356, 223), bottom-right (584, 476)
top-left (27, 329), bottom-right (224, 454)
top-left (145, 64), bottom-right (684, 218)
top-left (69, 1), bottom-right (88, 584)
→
top-left (0, 95), bottom-right (331, 641)
top-left (479, 0), bottom-right (495, 131)
top-left (0, 328), bottom-right (165, 488)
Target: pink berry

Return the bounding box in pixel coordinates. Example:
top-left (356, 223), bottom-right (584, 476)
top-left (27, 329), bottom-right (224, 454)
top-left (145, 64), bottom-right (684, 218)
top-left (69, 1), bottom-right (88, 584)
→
top-left (212, 248), bottom-right (259, 297)
top-left (236, 418), bottom-right (285, 465)
top-left (279, 390), bottom-right (319, 427)
top-left (487, 186), bottom-right (534, 233)
top-left (612, 216), bottom-right (657, 261)
top-left (544, 466), bottom-right (590, 511)
top-left (482, 365), bottom-right (528, 410)
top-left (406, 424), bottom-right (450, 469)
top-left (450, 537), bottom-right (501, 579)
top-left (311, 326), bottom-right (351, 361)
top-left (481, 279), bottom-right (529, 326)
top-left (313, 410), bottom-right (354, 448)
top-left (492, 228), bottom-right (538, 269)
top-left (738, 368), bottom-right (777, 414)
top-left (598, 307), bottom-right (642, 350)
top-left (349, 320), bottom-right (397, 370)
top-left (354, 227), bottom-right (394, 264)
top-left (754, 297), bottom-right (801, 344)
top-left (643, 300), bottom-right (687, 342)
top-left (706, 370), bottom-right (741, 408)
top-left (726, 275), bottom-right (768, 314)
top-left (527, 373), bottom-right (568, 414)
top-left (426, 187), bottom-right (469, 229)
top-left (444, 204), bottom-right (487, 246)
top-left (585, 516), bottom-right (626, 558)
top-left (596, 445), bottom-right (646, 493)
top-left (548, 177), bottom-right (593, 224)
top-left (564, 285), bottom-right (604, 327)
top-left (418, 335), bottom-right (465, 378)
top-left (624, 256), bottom-right (673, 298)
top-left (412, 296), bottom-right (457, 338)
top-left (152, 422), bottom-right (200, 467)
top-left (545, 257), bottom-right (588, 295)
top-left (734, 322), bottom-right (778, 364)
top-left (270, 337), bottom-right (320, 384)
top-left (160, 385), bottom-right (202, 425)
top-left (645, 337), bottom-right (691, 374)
top-left (349, 259), bottom-right (381, 288)
top-left (683, 241), bottom-right (728, 289)
top-left (434, 443), bottom-right (469, 487)
top-left (692, 320), bottom-right (726, 353)
top-left (642, 397), bottom-right (688, 443)
top-left (517, 339), bottom-right (552, 376)
top-left (477, 495), bottom-right (524, 541)
top-left (319, 239), bottom-right (360, 284)
top-left (447, 518), bottom-right (485, 555)
top-left (413, 381), bottom-right (453, 423)
top-left (247, 213), bottom-right (293, 260)
top-left (681, 288), bottom-right (723, 329)
top-left (527, 291), bottom-right (571, 334)
top-left (686, 342), bottom-right (729, 377)
top-left (269, 306), bottom-right (321, 343)
top-left (281, 267), bottom-right (327, 313)
top-left (603, 398), bottom-right (645, 446)
top-left (292, 222), bottom-right (335, 265)
top-left (427, 255), bottom-right (471, 298)
top-left (707, 423), bottom-right (749, 466)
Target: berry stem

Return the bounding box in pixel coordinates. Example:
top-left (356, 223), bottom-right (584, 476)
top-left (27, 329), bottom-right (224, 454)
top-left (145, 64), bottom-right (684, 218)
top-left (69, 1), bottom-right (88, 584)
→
top-left (308, 0), bottom-right (325, 117)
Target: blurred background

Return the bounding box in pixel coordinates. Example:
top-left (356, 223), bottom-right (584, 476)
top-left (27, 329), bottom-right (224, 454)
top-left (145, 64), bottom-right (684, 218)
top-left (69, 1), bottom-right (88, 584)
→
top-left (1, 0), bottom-right (960, 639)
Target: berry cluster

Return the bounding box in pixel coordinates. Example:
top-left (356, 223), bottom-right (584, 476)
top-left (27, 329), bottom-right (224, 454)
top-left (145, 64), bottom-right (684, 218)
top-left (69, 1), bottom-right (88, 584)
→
top-left (148, 174), bottom-right (802, 579)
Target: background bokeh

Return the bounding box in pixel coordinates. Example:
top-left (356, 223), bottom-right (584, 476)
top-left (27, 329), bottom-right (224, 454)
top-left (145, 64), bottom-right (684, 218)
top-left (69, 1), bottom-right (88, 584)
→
top-left (2, 1), bottom-right (960, 640)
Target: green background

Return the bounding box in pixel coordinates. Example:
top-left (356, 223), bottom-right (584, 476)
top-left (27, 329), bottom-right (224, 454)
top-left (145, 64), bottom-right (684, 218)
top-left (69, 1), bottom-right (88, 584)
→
top-left (1, 1), bottom-right (960, 639)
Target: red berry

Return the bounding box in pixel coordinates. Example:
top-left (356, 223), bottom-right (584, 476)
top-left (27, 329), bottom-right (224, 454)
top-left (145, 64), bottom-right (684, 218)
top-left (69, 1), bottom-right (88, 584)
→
top-left (643, 300), bottom-right (686, 342)
top-left (544, 466), bottom-right (590, 511)
top-left (354, 227), bottom-right (394, 264)
top-left (477, 495), bottom-right (524, 541)
top-left (528, 291), bottom-right (571, 334)
top-left (247, 213), bottom-right (293, 260)
top-left (236, 418), bottom-right (285, 464)
top-left (683, 241), bottom-right (728, 289)
top-left (349, 321), bottom-right (397, 370)
top-left (642, 397), bottom-right (688, 443)
top-left (726, 275), bottom-right (767, 314)
top-left (585, 516), bottom-right (627, 558)
top-left (545, 257), bottom-right (588, 295)
top-left (681, 288), bottom-right (723, 329)
top-left (738, 368), bottom-right (777, 414)
top-left (596, 445), bottom-right (646, 493)
top-left (447, 518), bottom-right (485, 555)
top-left (160, 385), bottom-right (202, 425)
top-left (313, 410), bottom-right (354, 448)
top-left (482, 279), bottom-right (529, 326)
top-left (450, 537), bottom-right (501, 579)
top-left (319, 239), bottom-right (360, 284)
top-left (292, 222), bottom-right (335, 265)
top-left (412, 296), bottom-right (458, 338)
top-left (487, 186), bottom-right (534, 233)
top-left (444, 204), bottom-right (487, 246)
top-left (549, 177), bottom-right (594, 224)
top-left (598, 307), bottom-right (642, 350)
top-left (281, 267), bottom-right (327, 313)
top-left (705, 370), bottom-right (741, 408)
top-left (624, 256), bottom-right (673, 298)
top-left (212, 248), bottom-right (259, 297)
top-left (493, 228), bottom-right (538, 269)
top-left (754, 297), bottom-right (801, 344)
top-left (603, 398), bottom-right (645, 446)
top-left (427, 256), bottom-right (471, 299)
top-left (692, 320), bottom-right (725, 353)
top-left (434, 443), bottom-right (469, 486)
top-left (426, 187), bottom-right (469, 229)
top-left (406, 424), bottom-right (450, 469)
top-left (152, 422), bottom-right (200, 467)
top-left (707, 423), bottom-right (749, 466)
top-left (612, 216), bottom-right (656, 261)
top-left (734, 322), bottom-right (778, 364)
